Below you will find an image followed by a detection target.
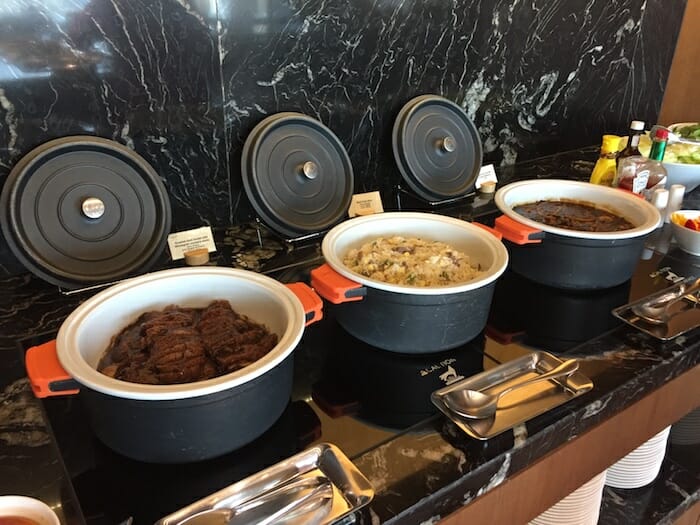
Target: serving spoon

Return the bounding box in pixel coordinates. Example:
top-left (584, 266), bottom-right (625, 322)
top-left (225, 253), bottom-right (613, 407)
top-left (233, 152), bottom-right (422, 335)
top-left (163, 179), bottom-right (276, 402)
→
top-left (631, 278), bottom-right (700, 325)
top-left (443, 359), bottom-right (579, 420)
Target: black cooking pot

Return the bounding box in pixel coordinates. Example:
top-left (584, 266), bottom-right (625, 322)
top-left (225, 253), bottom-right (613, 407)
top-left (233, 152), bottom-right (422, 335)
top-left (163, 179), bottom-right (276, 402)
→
top-left (493, 180), bottom-right (661, 290)
top-left (67, 400), bottom-right (321, 525)
top-left (25, 268), bottom-right (322, 463)
top-left (310, 212), bottom-right (509, 353)
top-left (489, 270), bottom-right (631, 352)
top-left (313, 324), bottom-right (486, 428)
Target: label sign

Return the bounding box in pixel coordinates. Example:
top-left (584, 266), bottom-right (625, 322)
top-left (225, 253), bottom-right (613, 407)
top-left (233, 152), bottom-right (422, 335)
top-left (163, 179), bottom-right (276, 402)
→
top-left (475, 164), bottom-right (498, 189)
top-left (348, 191), bottom-right (384, 218)
top-left (167, 226), bottom-right (216, 260)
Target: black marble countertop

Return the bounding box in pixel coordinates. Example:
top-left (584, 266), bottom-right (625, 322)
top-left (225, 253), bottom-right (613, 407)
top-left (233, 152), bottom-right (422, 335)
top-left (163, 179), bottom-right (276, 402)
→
top-left (1, 148), bottom-right (699, 525)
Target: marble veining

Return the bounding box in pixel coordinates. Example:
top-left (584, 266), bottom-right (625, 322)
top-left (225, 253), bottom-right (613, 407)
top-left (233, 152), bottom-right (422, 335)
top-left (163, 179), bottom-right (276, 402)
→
top-left (512, 423), bottom-right (528, 448)
top-left (0, 379), bottom-right (50, 448)
top-left (599, 455), bottom-right (700, 525)
top-left (0, 0), bottom-right (687, 277)
top-left (220, 0), bottom-right (685, 222)
top-left (475, 452), bottom-right (510, 497)
top-left (0, 0), bottom-right (230, 276)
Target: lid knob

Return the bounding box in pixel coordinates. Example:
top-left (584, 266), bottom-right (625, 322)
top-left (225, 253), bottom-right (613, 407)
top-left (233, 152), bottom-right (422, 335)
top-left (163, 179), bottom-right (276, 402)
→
top-left (437, 136), bottom-right (456, 153)
top-left (299, 161), bottom-right (319, 180)
top-left (81, 197), bottom-right (105, 219)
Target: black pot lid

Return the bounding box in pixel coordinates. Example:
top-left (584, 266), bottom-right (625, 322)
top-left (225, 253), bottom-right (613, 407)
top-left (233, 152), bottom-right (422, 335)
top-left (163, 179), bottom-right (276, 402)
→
top-left (392, 95), bottom-right (483, 201)
top-left (241, 112), bottom-right (354, 238)
top-left (0, 136), bottom-right (172, 288)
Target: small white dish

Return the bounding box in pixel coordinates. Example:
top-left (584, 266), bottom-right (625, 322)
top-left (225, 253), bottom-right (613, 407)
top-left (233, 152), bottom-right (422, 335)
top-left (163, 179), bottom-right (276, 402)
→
top-left (0, 496), bottom-right (60, 525)
top-left (670, 210), bottom-right (700, 256)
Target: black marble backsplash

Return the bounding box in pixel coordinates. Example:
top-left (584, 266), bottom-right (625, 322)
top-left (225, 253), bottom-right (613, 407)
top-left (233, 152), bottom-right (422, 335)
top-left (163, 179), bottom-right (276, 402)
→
top-left (0, 0), bottom-right (687, 275)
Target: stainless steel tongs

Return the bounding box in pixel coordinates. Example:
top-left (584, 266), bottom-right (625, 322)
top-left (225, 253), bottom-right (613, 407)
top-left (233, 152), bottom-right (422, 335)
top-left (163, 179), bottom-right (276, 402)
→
top-left (631, 278), bottom-right (700, 325)
top-left (177, 475), bottom-right (333, 525)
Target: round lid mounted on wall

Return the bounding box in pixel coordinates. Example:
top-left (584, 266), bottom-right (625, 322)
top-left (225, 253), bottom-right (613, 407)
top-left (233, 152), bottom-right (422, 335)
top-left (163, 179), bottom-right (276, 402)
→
top-left (0, 136), bottom-right (172, 289)
top-left (392, 95), bottom-right (483, 202)
top-left (241, 112), bottom-right (354, 238)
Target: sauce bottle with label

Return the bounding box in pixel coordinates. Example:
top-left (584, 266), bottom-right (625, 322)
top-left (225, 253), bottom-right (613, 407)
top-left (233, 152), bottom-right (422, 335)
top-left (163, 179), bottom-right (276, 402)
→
top-left (616, 120), bottom-right (646, 167)
top-left (614, 127), bottom-right (668, 194)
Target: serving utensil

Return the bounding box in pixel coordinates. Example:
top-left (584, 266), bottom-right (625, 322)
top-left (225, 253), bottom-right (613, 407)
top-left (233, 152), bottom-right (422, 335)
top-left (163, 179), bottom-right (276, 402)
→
top-left (631, 278), bottom-right (700, 325)
top-left (178, 475), bottom-right (332, 525)
top-left (443, 359), bottom-right (579, 420)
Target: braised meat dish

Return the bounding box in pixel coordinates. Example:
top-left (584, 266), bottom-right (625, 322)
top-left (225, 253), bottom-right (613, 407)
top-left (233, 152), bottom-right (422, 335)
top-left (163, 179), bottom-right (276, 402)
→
top-left (513, 200), bottom-right (635, 232)
top-left (98, 300), bottom-right (278, 385)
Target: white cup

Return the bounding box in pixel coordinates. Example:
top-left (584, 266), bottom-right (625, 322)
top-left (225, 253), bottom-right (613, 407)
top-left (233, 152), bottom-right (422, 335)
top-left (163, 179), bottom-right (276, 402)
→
top-left (0, 496), bottom-right (60, 525)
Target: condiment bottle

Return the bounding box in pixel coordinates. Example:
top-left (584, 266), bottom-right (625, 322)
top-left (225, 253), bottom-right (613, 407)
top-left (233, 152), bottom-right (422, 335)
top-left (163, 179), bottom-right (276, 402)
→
top-left (589, 135), bottom-right (620, 186)
top-left (614, 127), bottom-right (668, 194)
top-left (616, 120), bottom-right (645, 167)
top-left (665, 184), bottom-right (685, 223)
top-left (651, 188), bottom-right (669, 226)
top-left (644, 126), bottom-right (669, 189)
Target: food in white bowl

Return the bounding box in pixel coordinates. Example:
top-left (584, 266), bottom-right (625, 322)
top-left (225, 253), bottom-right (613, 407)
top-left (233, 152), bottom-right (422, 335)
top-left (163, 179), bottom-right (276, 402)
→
top-left (670, 210), bottom-right (700, 256)
top-left (639, 123), bottom-right (700, 191)
top-left (342, 236), bottom-right (483, 286)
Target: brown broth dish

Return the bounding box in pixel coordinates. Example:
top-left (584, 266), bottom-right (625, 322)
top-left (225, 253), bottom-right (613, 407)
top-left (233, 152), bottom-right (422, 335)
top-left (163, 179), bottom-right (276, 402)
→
top-left (513, 200), bottom-right (635, 232)
top-left (97, 300), bottom-right (278, 385)
top-left (0, 518), bottom-right (41, 525)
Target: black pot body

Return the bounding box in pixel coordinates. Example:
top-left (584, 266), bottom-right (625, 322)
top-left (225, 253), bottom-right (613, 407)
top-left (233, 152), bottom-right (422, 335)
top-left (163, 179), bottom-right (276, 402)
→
top-left (491, 270), bottom-right (630, 351)
top-left (80, 355), bottom-right (294, 463)
top-left (348, 335), bottom-right (485, 426)
top-left (330, 283), bottom-right (496, 353)
top-left (505, 233), bottom-right (647, 290)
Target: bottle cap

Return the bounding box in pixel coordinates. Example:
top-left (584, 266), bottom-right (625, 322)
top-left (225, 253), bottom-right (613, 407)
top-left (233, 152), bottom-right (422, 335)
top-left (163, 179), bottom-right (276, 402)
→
top-left (601, 134), bottom-right (621, 153)
top-left (654, 127), bottom-right (669, 140)
top-left (630, 120), bottom-right (645, 131)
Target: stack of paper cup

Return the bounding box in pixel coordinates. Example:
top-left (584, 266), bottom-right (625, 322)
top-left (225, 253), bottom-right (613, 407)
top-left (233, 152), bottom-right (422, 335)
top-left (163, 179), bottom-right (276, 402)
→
top-left (671, 407), bottom-right (700, 445)
top-left (605, 426), bottom-right (671, 489)
top-left (529, 471), bottom-right (606, 525)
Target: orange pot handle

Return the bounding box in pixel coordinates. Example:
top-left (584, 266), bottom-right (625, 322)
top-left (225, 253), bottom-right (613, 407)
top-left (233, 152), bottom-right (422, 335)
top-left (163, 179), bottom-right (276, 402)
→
top-left (25, 341), bottom-right (80, 398)
top-left (285, 283), bottom-right (324, 326)
top-left (310, 263), bottom-right (366, 304)
top-left (494, 215), bottom-right (544, 245)
top-left (472, 221), bottom-right (503, 240)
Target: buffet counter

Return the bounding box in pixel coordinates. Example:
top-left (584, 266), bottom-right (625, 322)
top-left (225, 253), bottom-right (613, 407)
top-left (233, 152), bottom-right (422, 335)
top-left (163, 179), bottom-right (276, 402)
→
top-left (0, 147), bottom-right (698, 525)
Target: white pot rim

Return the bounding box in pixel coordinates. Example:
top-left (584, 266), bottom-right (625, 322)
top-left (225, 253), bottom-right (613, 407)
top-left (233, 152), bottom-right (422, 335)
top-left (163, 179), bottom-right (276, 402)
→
top-left (56, 267), bottom-right (305, 401)
top-left (494, 179), bottom-right (661, 240)
top-left (322, 212), bottom-right (509, 295)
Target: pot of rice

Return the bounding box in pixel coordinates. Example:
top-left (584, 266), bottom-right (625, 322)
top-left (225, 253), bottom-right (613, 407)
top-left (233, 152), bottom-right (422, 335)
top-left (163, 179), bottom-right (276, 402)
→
top-left (310, 212), bottom-right (509, 353)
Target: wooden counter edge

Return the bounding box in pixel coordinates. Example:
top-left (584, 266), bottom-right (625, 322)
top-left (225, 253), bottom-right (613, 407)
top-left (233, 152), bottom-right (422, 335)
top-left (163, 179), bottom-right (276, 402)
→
top-left (439, 363), bottom-right (700, 525)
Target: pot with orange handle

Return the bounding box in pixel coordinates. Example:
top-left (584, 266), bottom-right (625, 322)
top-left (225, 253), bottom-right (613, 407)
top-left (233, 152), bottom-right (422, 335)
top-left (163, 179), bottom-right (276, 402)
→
top-left (25, 267), bottom-right (322, 463)
top-left (310, 212), bottom-right (509, 353)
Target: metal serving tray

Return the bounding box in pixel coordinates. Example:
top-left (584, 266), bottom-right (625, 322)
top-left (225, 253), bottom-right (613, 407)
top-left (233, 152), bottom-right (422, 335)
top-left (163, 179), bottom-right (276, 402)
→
top-left (612, 278), bottom-right (700, 340)
top-left (156, 443), bottom-right (373, 525)
top-left (431, 351), bottom-right (593, 440)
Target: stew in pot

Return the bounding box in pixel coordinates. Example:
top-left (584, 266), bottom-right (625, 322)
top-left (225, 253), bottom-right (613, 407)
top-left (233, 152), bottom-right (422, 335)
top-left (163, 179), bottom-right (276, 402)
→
top-left (513, 200), bottom-right (635, 232)
top-left (97, 300), bottom-right (278, 385)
